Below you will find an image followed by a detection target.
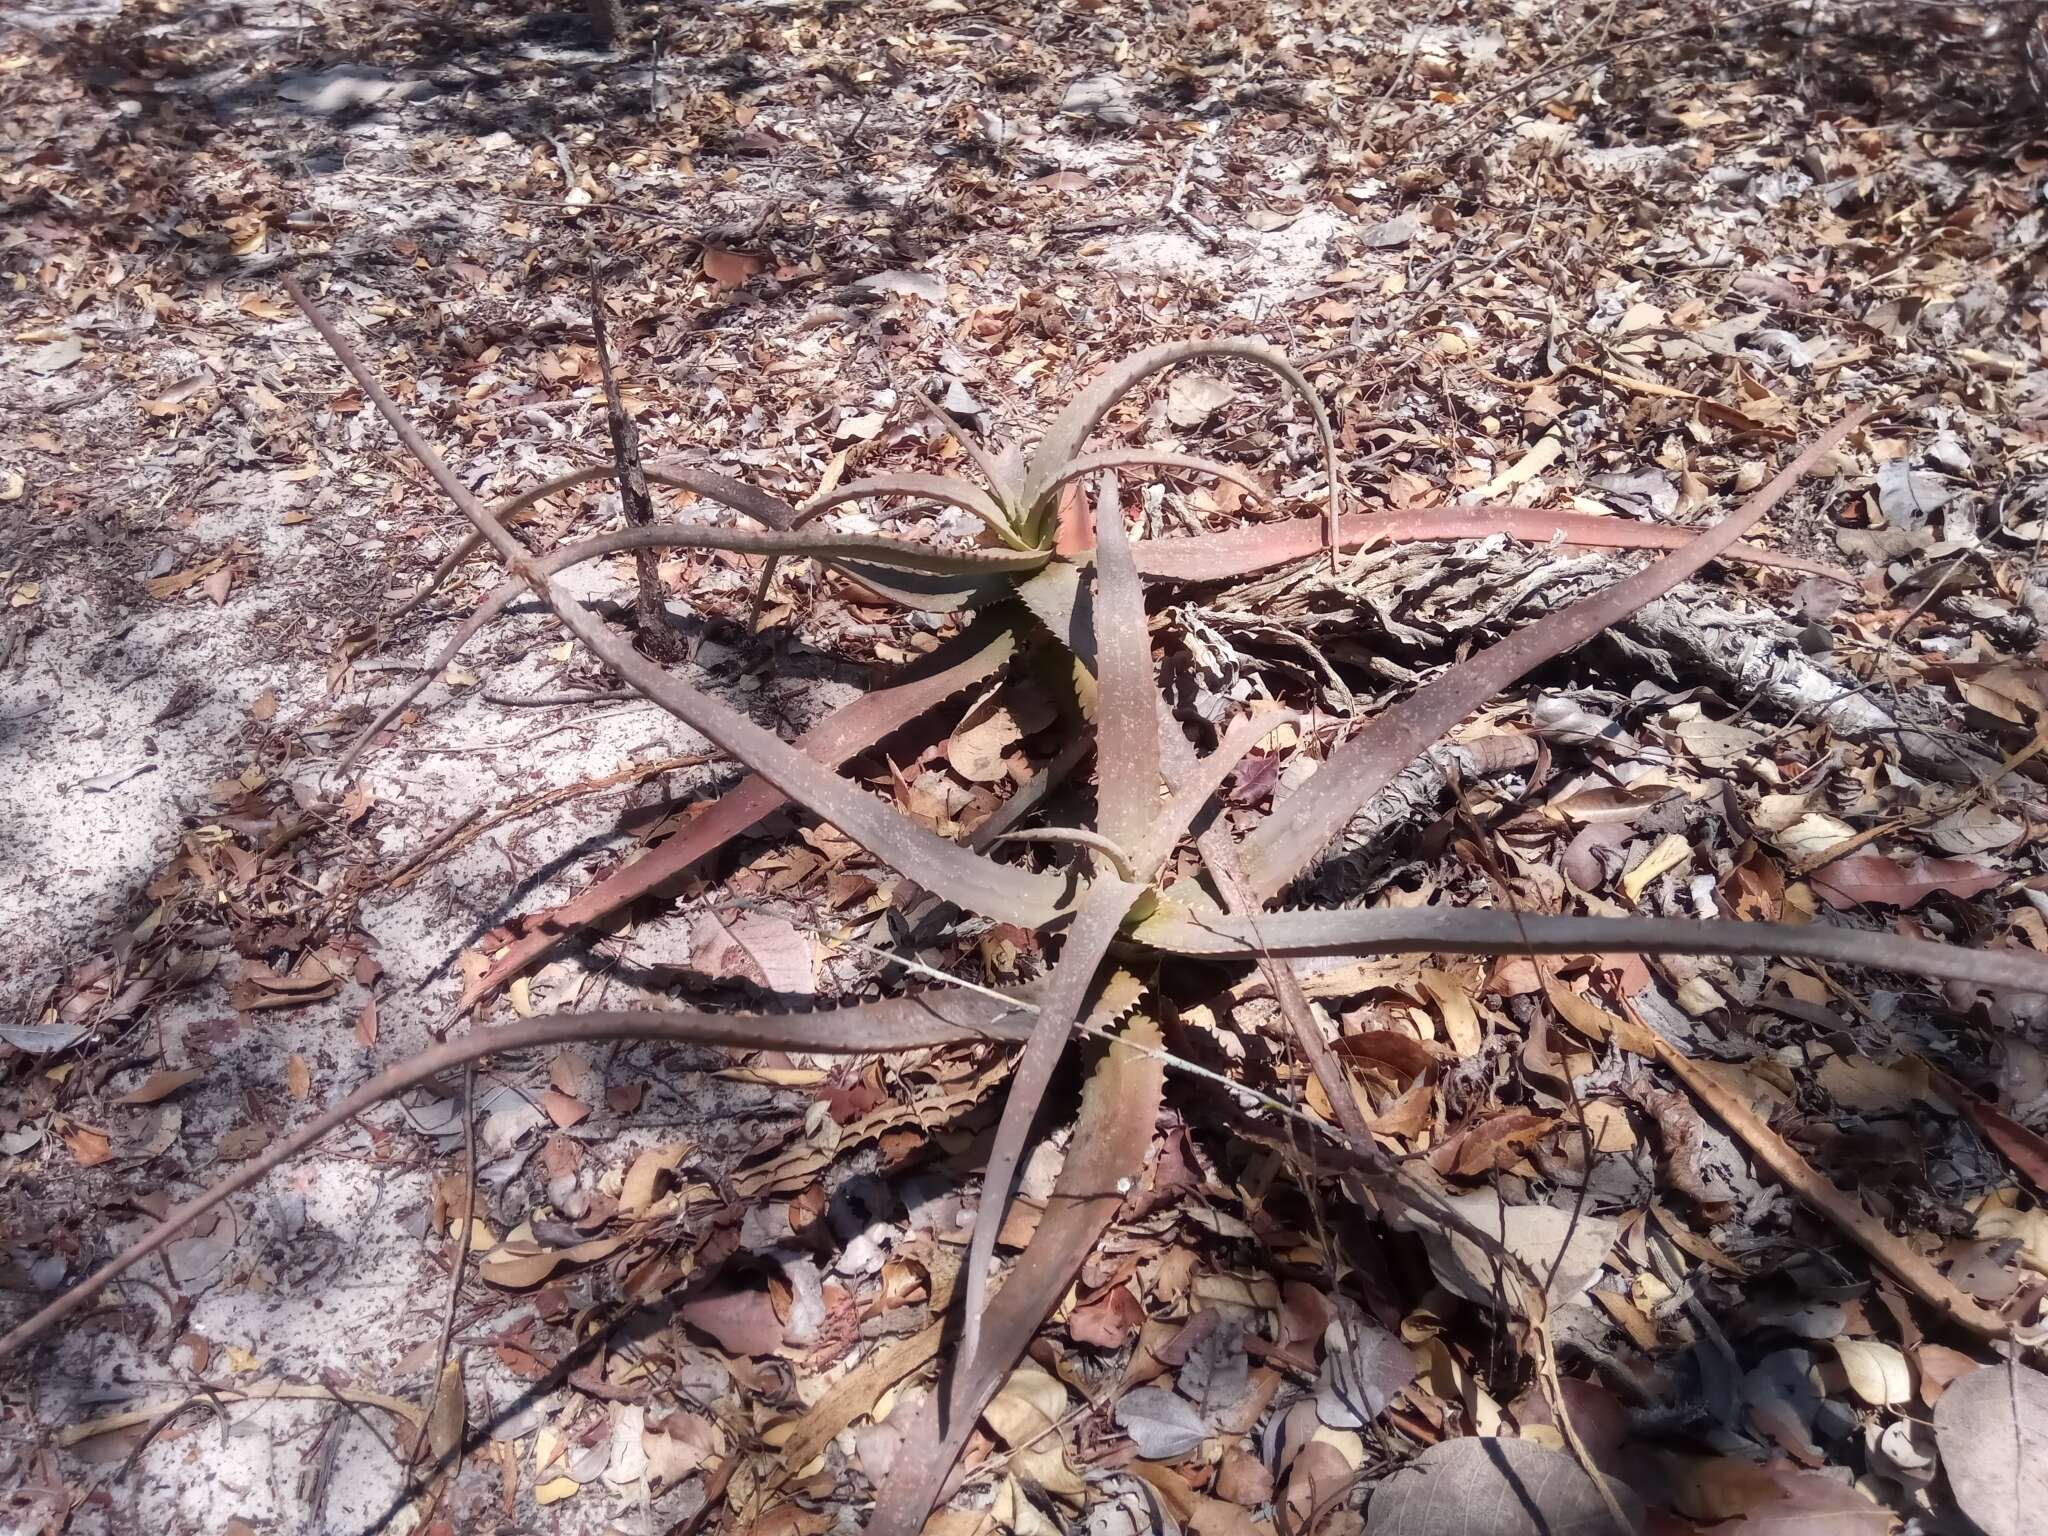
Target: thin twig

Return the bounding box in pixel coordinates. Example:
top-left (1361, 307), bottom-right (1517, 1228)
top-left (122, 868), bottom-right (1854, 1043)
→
top-left (405, 1066), bottom-right (475, 1484)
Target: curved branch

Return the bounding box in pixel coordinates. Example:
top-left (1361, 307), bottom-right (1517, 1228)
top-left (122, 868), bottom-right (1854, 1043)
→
top-left (1045, 449), bottom-right (1268, 501)
top-left (1021, 340), bottom-right (1340, 559)
top-left (0, 995), bottom-right (1038, 1362)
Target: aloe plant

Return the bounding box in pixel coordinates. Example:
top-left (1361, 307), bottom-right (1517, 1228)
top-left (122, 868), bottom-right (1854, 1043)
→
top-left (9, 281), bottom-right (2033, 1536)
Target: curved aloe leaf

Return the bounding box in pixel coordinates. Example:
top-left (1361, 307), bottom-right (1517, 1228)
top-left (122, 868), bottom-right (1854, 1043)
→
top-left (1047, 448), bottom-right (1269, 501)
top-left (392, 459), bottom-right (809, 619)
top-left (1130, 507), bottom-right (1854, 584)
top-left (871, 1005), bottom-right (1163, 1536)
top-left (955, 879), bottom-right (1146, 1375)
top-left (1131, 904), bottom-right (2048, 995)
top-left (340, 529), bottom-right (1034, 775)
top-left (1019, 340), bottom-right (1340, 553)
top-left (458, 618), bottom-right (1020, 1010)
top-left (797, 472), bottom-right (1024, 548)
top-left (1239, 409), bottom-right (1871, 898)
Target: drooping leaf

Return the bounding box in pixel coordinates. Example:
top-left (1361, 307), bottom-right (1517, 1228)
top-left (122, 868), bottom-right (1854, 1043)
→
top-left (869, 1011), bottom-right (1166, 1536)
top-left (1239, 407), bottom-right (1869, 898)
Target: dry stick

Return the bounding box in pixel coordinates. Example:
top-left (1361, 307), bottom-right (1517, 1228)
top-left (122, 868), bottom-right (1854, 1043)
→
top-left (60, 1380), bottom-right (425, 1447)
top-left (577, 294), bottom-right (655, 651)
top-left (0, 1000), bottom-right (1038, 1361)
top-left (405, 1065), bottom-right (475, 1485)
top-left (1626, 996), bottom-right (2029, 1343)
top-left (1241, 405), bottom-right (1873, 897)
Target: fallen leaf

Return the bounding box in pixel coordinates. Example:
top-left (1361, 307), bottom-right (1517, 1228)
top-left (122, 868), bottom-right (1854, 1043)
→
top-left (113, 1068), bottom-right (201, 1106)
top-left (1114, 1386), bottom-right (1209, 1460)
top-left (25, 336), bottom-right (83, 374)
top-left (1413, 1188), bottom-right (1618, 1315)
top-left (542, 1089), bottom-right (589, 1128)
top-left (1167, 373), bottom-right (1235, 428)
top-left (702, 246), bottom-right (765, 288)
top-left (679, 1277), bottom-right (786, 1356)
top-left (1315, 1313), bottom-right (1415, 1427)
top-left (1365, 1436), bottom-right (1639, 1536)
top-left (229, 954), bottom-right (338, 1011)
top-left (1068, 1284), bottom-right (1145, 1347)
top-left (983, 1364), bottom-right (1084, 1499)
top-left (534, 1475), bottom-right (580, 1505)
top-left (1810, 853), bottom-right (2003, 910)
top-left (620, 1144), bottom-right (691, 1216)
top-left (478, 1231), bottom-right (629, 1289)
top-left (356, 995), bottom-right (379, 1047)
top-left (1829, 1339), bottom-right (1913, 1406)
top-left (1621, 832), bottom-right (1694, 903)
top-left (1925, 1359), bottom-right (2039, 1536)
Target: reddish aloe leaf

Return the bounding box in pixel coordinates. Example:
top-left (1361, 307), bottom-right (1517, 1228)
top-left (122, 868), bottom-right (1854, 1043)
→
top-left (459, 618), bottom-right (1019, 1010)
top-left (1131, 505), bottom-right (1854, 583)
top-left (0, 993), bottom-right (1039, 1360)
top-left (870, 1008), bottom-right (1164, 1536)
top-left (1239, 408), bottom-right (1870, 898)
top-left (1089, 474), bottom-right (1161, 857)
top-left (1132, 903), bottom-right (2048, 996)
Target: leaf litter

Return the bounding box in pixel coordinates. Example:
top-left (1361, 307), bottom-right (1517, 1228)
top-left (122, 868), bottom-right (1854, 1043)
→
top-left (8, 1), bottom-right (2048, 1534)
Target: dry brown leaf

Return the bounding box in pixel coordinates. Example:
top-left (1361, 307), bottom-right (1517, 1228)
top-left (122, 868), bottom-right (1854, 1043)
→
top-left (542, 1089), bottom-right (590, 1129)
top-left (702, 246), bottom-right (765, 288)
top-left (479, 1231), bottom-right (630, 1289)
top-left (620, 1144), bottom-right (691, 1217)
top-left (113, 1068), bottom-right (201, 1106)
top-left (1810, 853), bottom-right (2003, 910)
top-left (678, 1278), bottom-right (786, 1357)
top-left (229, 954), bottom-right (338, 1011)
top-left (356, 995), bottom-right (379, 1048)
top-left (1068, 1284), bottom-right (1145, 1348)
